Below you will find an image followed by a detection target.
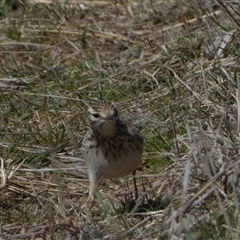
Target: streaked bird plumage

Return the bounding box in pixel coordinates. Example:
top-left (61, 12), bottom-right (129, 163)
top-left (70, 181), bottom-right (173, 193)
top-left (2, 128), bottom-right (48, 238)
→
top-left (82, 100), bottom-right (144, 199)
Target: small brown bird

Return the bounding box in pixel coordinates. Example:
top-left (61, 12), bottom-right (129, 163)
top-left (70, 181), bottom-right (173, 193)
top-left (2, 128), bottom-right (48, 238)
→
top-left (82, 100), bottom-right (144, 200)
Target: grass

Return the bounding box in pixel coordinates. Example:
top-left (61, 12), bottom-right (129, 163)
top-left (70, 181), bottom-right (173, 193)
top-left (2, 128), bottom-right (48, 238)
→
top-left (1, 0), bottom-right (240, 239)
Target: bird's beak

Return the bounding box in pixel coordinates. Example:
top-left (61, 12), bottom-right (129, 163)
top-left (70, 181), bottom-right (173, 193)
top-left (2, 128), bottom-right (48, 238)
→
top-left (106, 115), bottom-right (118, 122)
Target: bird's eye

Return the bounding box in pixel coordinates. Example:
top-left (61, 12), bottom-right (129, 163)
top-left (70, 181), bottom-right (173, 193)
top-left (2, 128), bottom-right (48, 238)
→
top-left (92, 114), bottom-right (99, 118)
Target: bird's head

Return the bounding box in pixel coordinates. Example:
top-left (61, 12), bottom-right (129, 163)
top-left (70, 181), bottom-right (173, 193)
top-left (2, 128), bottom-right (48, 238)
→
top-left (87, 100), bottom-right (119, 136)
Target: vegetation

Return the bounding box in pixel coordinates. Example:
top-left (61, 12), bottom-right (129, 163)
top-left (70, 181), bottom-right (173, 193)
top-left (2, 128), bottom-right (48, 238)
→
top-left (1, 0), bottom-right (240, 239)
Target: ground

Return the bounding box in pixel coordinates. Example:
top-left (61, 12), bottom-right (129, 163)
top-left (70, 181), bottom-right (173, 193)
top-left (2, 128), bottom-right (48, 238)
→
top-left (0, 0), bottom-right (240, 239)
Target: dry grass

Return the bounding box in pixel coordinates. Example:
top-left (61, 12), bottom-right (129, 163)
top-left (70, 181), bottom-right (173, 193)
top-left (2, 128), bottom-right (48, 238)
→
top-left (1, 0), bottom-right (240, 239)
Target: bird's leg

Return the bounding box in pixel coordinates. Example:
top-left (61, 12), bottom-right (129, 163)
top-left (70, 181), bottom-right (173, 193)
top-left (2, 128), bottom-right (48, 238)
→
top-left (132, 169), bottom-right (138, 200)
top-left (88, 173), bottom-right (104, 201)
top-left (89, 182), bottom-right (97, 201)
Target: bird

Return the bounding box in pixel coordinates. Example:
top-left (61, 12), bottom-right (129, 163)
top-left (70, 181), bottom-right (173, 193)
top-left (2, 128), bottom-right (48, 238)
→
top-left (82, 100), bottom-right (144, 200)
